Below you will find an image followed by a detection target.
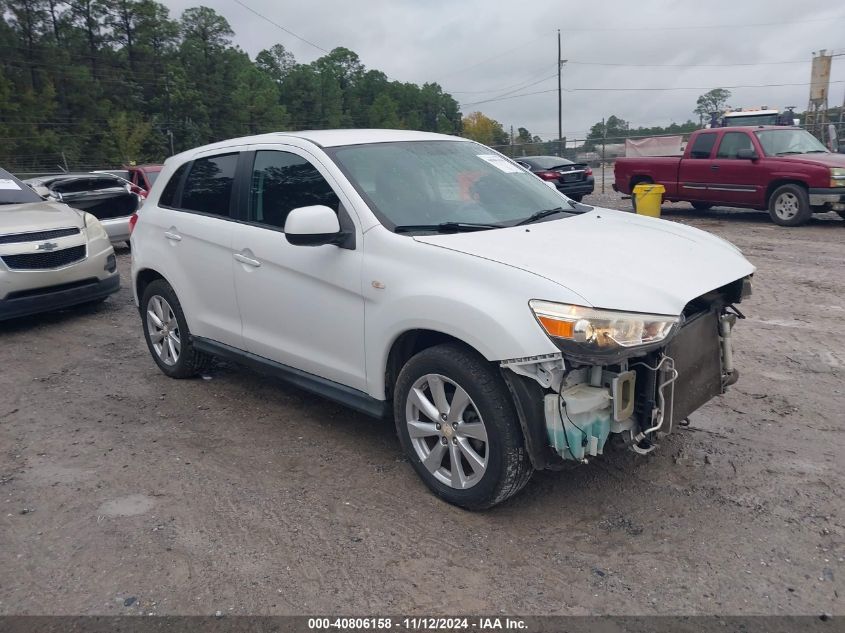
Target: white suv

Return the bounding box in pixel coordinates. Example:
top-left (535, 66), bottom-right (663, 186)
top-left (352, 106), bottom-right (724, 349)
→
top-left (131, 130), bottom-right (754, 509)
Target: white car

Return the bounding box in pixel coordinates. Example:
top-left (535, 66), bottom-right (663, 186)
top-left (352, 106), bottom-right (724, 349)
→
top-left (0, 167), bottom-right (120, 321)
top-left (131, 130), bottom-right (754, 509)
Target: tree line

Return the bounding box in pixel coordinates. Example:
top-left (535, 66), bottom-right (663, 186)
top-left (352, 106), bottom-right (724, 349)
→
top-left (0, 1), bottom-right (463, 171)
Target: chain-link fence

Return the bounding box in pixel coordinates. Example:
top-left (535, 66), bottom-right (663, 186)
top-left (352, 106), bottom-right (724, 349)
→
top-left (491, 122), bottom-right (845, 194)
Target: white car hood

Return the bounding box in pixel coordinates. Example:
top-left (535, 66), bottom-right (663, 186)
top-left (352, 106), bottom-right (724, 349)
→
top-left (413, 207), bottom-right (755, 315)
top-left (0, 201), bottom-right (85, 235)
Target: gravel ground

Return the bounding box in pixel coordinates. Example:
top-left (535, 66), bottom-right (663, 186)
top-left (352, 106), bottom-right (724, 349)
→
top-left (0, 193), bottom-right (843, 616)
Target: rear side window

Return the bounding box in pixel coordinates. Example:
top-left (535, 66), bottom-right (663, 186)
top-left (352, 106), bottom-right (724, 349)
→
top-left (180, 154), bottom-right (238, 217)
top-left (159, 164), bottom-right (188, 208)
top-left (689, 133), bottom-right (717, 159)
top-left (249, 150), bottom-right (340, 230)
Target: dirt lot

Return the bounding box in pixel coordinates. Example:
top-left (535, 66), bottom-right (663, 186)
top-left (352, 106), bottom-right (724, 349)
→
top-left (1, 195), bottom-right (843, 616)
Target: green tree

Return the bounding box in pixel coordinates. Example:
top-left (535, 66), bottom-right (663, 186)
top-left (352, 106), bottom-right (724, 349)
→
top-left (694, 88), bottom-right (732, 125)
top-left (461, 111), bottom-right (508, 145)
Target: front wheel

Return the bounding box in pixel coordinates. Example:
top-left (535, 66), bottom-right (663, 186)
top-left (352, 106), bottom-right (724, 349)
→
top-left (768, 184), bottom-right (812, 226)
top-left (393, 343), bottom-right (532, 510)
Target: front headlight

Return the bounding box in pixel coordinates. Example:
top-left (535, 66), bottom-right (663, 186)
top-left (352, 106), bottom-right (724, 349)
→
top-left (529, 300), bottom-right (680, 363)
top-left (831, 167), bottom-right (845, 187)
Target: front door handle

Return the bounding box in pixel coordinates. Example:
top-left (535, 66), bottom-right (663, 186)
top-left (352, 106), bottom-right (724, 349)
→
top-left (234, 253), bottom-right (261, 268)
top-left (164, 231), bottom-right (182, 242)
top-left (710, 165), bottom-right (719, 170)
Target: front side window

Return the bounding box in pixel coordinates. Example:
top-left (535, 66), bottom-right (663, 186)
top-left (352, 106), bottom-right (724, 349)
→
top-left (180, 153), bottom-right (238, 217)
top-left (249, 151), bottom-right (340, 230)
top-left (689, 133), bottom-right (717, 159)
top-left (328, 140), bottom-right (575, 230)
top-left (716, 132), bottom-right (754, 159)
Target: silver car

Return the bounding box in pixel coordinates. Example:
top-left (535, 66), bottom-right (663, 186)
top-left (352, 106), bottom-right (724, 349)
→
top-left (1, 167), bottom-right (119, 320)
top-left (26, 173), bottom-right (141, 246)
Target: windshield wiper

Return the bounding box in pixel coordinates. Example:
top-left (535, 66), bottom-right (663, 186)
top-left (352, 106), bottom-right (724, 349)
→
top-left (394, 221), bottom-right (502, 234)
top-left (515, 206), bottom-right (570, 226)
top-left (776, 151), bottom-right (804, 155)
top-left (804, 150), bottom-right (829, 153)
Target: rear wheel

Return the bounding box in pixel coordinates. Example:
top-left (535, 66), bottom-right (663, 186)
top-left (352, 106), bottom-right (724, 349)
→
top-left (141, 279), bottom-right (211, 378)
top-left (569, 194), bottom-right (583, 202)
top-left (393, 343), bottom-right (532, 510)
top-left (691, 201), bottom-right (712, 211)
top-left (768, 184), bottom-right (812, 226)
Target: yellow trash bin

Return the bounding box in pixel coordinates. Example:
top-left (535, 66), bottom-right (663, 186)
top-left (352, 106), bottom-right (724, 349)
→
top-left (632, 183), bottom-right (665, 218)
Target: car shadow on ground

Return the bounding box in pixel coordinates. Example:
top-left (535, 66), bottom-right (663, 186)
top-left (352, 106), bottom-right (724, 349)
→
top-left (0, 298), bottom-right (118, 334)
top-left (658, 205), bottom-right (844, 226)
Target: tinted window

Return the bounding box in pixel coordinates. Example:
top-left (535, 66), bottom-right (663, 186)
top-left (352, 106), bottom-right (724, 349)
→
top-left (180, 154), bottom-right (238, 216)
top-left (0, 168), bottom-right (42, 205)
top-left (159, 164), bottom-right (188, 208)
top-left (689, 133), bottom-right (717, 159)
top-left (249, 151), bottom-right (340, 230)
top-left (716, 132), bottom-right (754, 159)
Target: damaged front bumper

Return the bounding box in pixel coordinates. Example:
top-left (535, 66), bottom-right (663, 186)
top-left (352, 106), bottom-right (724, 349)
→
top-left (500, 283), bottom-right (749, 469)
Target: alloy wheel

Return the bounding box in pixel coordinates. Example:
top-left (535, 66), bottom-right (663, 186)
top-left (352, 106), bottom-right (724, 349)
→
top-left (773, 192), bottom-right (799, 221)
top-left (405, 373), bottom-right (489, 489)
top-left (146, 295), bottom-right (181, 366)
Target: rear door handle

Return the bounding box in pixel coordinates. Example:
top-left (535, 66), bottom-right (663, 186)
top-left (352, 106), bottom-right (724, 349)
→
top-left (164, 231), bottom-right (182, 242)
top-left (234, 253), bottom-right (261, 268)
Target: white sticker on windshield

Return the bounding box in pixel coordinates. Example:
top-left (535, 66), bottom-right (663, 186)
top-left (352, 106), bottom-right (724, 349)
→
top-left (477, 154), bottom-right (523, 173)
top-left (0, 179), bottom-right (22, 190)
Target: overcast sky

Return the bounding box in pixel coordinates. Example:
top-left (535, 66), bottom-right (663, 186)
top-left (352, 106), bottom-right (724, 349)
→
top-left (165, 0), bottom-right (845, 140)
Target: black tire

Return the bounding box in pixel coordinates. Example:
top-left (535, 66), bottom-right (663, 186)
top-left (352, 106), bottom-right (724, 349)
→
top-left (691, 201), bottom-right (712, 211)
top-left (393, 343), bottom-right (533, 510)
top-left (140, 279), bottom-right (211, 378)
top-left (569, 194), bottom-right (583, 202)
top-left (837, 211), bottom-right (845, 222)
top-left (768, 184), bottom-right (812, 226)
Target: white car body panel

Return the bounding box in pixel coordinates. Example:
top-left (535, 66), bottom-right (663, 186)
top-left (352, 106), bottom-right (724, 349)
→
top-left (413, 207), bottom-right (755, 316)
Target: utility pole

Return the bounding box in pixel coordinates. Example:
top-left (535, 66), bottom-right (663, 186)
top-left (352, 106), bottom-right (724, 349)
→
top-left (557, 29), bottom-right (562, 157)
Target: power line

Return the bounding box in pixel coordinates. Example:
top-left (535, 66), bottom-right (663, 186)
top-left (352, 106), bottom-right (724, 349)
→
top-left (230, 0), bottom-right (329, 53)
top-left (560, 15), bottom-right (844, 32)
top-left (460, 80), bottom-right (845, 107)
top-left (567, 59), bottom-right (810, 68)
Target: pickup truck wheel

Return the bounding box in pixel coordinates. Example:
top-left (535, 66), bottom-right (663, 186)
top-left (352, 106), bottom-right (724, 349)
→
top-left (769, 184), bottom-right (812, 226)
top-left (394, 343), bottom-right (532, 510)
top-left (141, 279), bottom-right (211, 378)
top-left (691, 201), bottom-right (712, 211)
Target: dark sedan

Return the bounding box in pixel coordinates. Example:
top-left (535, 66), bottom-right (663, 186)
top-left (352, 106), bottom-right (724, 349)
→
top-left (515, 156), bottom-right (594, 201)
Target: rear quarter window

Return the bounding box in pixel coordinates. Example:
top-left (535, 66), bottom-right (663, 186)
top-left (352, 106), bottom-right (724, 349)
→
top-left (689, 133), bottom-right (717, 159)
top-left (158, 164), bottom-right (188, 208)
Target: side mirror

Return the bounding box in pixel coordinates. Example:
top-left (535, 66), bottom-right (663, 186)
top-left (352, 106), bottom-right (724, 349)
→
top-left (284, 205), bottom-right (347, 247)
top-left (736, 148), bottom-right (758, 160)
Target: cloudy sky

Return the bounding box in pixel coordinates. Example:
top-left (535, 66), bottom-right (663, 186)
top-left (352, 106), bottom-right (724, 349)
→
top-left (165, 0), bottom-right (845, 140)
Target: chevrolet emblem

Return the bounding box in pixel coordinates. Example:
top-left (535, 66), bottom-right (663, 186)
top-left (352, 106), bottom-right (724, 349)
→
top-left (36, 241), bottom-right (59, 252)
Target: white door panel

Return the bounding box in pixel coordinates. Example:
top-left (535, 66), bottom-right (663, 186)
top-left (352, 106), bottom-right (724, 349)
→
top-left (232, 147), bottom-right (366, 391)
top-left (233, 227), bottom-right (365, 389)
top-left (154, 209), bottom-right (242, 348)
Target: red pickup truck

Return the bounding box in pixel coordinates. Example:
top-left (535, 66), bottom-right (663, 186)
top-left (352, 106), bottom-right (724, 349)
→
top-left (614, 126), bottom-right (845, 226)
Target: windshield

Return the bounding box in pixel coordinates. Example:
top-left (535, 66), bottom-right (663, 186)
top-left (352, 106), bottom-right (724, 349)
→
top-left (328, 140), bottom-right (574, 231)
top-left (724, 114), bottom-right (779, 126)
top-left (0, 168), bottom-right (43, 205)
top-left (755, 129), bottom-right (829, 156)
